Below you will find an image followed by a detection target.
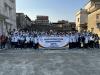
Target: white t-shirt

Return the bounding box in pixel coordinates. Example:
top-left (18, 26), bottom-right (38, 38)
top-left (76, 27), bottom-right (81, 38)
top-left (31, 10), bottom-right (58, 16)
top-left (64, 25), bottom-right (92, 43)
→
top-left (20, 36), bottom-right (25, 41)
top-left (90, 36), bottom-right (94, 41)
top-left (72, 35), bottom-right (76, 42)
top-left (85, 36), bottom-right (89, 43)
top-left (11, 36), bottom-right (15, 42)
top-left (26, 36), bottom-right (30, 43)
top-left (14, 36), bottom-right (19, 42)
top-left (69, 36), bottom-right (73, 43)
top-left (34, 37), bottom-right (38, 44)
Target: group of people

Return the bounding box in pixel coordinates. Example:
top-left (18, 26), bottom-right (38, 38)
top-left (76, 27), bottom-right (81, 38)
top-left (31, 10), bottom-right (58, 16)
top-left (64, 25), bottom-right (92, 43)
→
top-left (9, 31), bottom-right (39, 49)
top-left (0, 35), bottom-right (8, 49)
top-left (0, 30), bottom-right (100, 49)
top-left (68, 32), bottom-right (100, 49)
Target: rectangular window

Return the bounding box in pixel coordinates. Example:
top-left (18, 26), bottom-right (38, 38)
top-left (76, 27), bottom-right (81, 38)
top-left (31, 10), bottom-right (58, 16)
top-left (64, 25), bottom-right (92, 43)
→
top-left (78, 18), bottom-right (80, 22)
top-left (10, 0), bottom-right (15, 3)
top-left (96, 23), bottom-right (100, 28)
top-left (91, 28), bottom-right (94, 32)
top-left (96, 14), bottom-right (99, 19)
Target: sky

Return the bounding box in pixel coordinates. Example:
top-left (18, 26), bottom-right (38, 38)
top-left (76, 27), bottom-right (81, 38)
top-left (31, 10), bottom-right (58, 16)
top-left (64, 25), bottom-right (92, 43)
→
top-left (16, 0), bottom-right (89, 22)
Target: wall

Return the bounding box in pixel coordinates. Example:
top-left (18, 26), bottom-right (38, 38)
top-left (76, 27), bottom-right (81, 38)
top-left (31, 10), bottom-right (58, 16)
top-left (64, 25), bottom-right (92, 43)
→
top-left (88, 9), bottom-right (100, 36)
top-left (76, 10), bottom-right (88, 32)
top-left (0, 0), bottom-right (16, 35)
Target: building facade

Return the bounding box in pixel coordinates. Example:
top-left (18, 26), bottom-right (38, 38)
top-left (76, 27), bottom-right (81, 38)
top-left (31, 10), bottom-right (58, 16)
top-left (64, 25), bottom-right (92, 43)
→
top-left (16, 13), bottom-right (25, 30)
top-left (87, 1), bottom-right (100, 36)
top-left (31, 16), bottom-right (50, 32)
top-left (76, 9), bottom-right (88, 32)
top-left (76, 0), bottom-right (100, 36)
top-left (31, 19), bottom-right (76, 32)
top-left (0, 0), bottom-right (16, 35)
top-left (52, 20), bottom-right (76, 32)
top-left (16, 13), bottom-right (32, 31)
top-left (35, 16), bottom-right (49, 25)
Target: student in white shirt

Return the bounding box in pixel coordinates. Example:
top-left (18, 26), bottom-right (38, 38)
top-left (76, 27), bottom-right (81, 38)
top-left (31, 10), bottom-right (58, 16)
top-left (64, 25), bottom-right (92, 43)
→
top-left (14, 35), bottom-right (19, 48)
top-left (19, 35), bottom-right (25, 49)
top-left (72, 34), bottom-right (76, 48)
top-left (84, 35), bottom-right (89, 48)
top-left (69, 33), bottom-right (73, 49)
top-left (25, 35), bottom-right (31, 48)
top-left (34, 36), bottom-right (39, 49)
top-left (89, 35), bottom-right (95, 48)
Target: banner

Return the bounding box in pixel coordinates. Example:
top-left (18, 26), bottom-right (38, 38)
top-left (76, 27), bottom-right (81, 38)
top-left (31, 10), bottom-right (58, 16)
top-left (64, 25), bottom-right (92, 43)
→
top-left (38, 36), bottom-right (69, 48)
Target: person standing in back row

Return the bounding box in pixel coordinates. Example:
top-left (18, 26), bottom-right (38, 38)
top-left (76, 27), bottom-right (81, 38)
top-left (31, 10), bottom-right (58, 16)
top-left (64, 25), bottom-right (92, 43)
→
top-left (89, 34), bottom-right (95, 48)
top-left (34, 34), bottom-right (39, 50)
top-left (84, 34), bottom-right (89, 48)
top-left (94, 34), bottom-right (99, 48)
top-left (78, 34), bottom-right (81, 48)
top-left (69, 33), bottom-right (73, 49)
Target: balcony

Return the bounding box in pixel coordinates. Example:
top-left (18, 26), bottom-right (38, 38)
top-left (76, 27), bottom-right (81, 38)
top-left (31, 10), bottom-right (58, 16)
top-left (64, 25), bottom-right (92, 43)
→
top-left (4, 0), bottom-right (15, 8)
top-left (96, 23), bottom-right (100, 28)
top-left (85, 1), bottom-right (100, 13)
top-left (0, 6), bottom-right (8, 19)
top-left (96, 18), bottom-right (100, 23)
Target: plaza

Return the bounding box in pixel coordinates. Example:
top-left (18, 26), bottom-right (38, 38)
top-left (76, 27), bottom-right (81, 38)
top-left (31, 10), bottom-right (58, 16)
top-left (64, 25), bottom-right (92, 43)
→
top-left (0, 49), bottom-right (100, 75)
top-left (0, 0), bottom-right (100, 75)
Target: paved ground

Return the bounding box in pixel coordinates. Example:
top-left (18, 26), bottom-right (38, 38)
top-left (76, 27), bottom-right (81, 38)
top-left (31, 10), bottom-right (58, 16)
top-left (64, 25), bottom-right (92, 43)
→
top-left (0, 48), bottom-right (100, 75)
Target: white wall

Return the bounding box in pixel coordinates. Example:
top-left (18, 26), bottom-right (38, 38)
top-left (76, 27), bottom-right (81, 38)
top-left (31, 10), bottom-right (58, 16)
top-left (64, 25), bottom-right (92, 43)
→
top-left (0, 0), bottom-right (16, 35)
top-left (76, 9), bottom-right (88, 31)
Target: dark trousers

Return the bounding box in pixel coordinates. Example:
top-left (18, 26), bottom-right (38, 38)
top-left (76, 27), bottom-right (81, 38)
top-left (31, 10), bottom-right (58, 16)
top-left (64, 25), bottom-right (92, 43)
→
top-left (0, 42), bottom-right (6, 49)
top-left (69, 42), bottom-right (72, 49)
top-left (77, 42), bottom-right (81, 48)
top-left (73, 42), bottom-right (77, 48)
top-left (84, 43), bottom-right (88, 48)
top-left (95, 41), bottom-right (99, 48)
top-left (83, 42), bottom-right (85, 48)
top-left (25, 42), bottom-right (30, 48)
top-left (89, 41), bottom-right (94, 48)
top-left (20, 41), bottom-right (25, 49)
top-left (34, 43), bottom-right (39, 49)
top-left (15, 42), bottom-right (18, 48)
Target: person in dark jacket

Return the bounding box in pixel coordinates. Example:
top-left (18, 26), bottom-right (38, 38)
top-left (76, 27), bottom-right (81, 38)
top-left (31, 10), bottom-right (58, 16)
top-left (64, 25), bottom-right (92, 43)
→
top-left (94, 34), bottom-right (99, 48)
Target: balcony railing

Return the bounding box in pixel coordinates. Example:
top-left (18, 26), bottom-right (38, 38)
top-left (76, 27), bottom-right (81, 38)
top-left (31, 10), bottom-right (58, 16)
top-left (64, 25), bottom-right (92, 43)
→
top-left (0, 6), bottom-right (8, 19)
top-left (4, 0), bottom-right (15, 8)
top-left (96, 19), bottom-right (100, 23)
top-left (96, 23), bottom-right (100, 28)
top-left (86, 2), bottom-right (100, 13)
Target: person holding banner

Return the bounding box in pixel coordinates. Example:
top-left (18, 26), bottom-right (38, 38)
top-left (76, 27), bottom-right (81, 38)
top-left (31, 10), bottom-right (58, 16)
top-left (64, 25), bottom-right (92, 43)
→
top-left (6, 30), bottom-right (99, 49)
top-left (94, 34), bottom-right (99, 48)
top-left (84, 34), bottom-right (89, 48)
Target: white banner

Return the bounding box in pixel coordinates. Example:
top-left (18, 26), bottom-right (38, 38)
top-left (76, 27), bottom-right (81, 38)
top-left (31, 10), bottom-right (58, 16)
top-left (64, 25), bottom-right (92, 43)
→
top-left (38, 36), bottom-right (69, 48)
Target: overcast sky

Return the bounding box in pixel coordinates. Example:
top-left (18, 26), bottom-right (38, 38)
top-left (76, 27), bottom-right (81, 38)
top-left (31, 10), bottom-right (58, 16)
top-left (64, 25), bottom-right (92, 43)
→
top-left (16, 0), bottom-right (89, 22)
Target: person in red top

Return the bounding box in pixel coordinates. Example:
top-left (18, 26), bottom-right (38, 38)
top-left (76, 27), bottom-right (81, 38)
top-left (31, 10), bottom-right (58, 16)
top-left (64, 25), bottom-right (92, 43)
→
top-left (0, 35), bottom-right (8, 49)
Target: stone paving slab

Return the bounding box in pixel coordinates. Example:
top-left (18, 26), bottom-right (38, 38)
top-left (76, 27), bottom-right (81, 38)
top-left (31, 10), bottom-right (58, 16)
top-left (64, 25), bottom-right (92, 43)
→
top-left (0, 49), bottom-right (100, 75)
